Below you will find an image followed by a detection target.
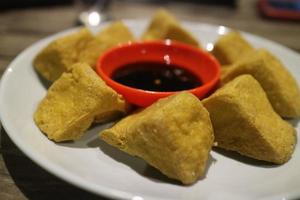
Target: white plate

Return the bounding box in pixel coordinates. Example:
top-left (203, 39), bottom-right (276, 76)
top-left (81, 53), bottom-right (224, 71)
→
top-left (0, 20), bottom-right (299, 200)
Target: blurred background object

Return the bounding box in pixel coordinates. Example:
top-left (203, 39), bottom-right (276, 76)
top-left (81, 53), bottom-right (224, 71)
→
top-left (0, 0), bottom-right (72, 10)
top-left (258, 0), bottom-right (300, 20)
top-left (77, 0), bottom-right (111, 34)
top-left (0, 0), bottom-right (236, 10)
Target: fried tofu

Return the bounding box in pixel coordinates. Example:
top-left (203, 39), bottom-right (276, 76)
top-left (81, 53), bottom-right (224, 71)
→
top-left (203, 75), bottom-right (296, 164)
top-left (34, 21), bottom-right (134, 82)
top-left (101, 92), bottom-right (214, 184)
top-left (212, 31), bottom-right (254, 65)
top-left (34, 63), bottom-right (128, 142)
top-left (221, 49), bottom-right (300, 118)
top-left (142, 9), bottom-right (200, 47)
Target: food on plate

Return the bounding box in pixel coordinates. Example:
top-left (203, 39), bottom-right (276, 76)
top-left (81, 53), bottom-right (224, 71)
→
top-left (203, 75), bottom-right (296, 164)
top-left (219, 65), bottom-right (232, 81)
top-left (30, 9), bottom-right (300, 186)
top-left (212, 31), bottom-right (254, 65)
top-left (221, 49), bottom-right (300, 118)
top-left (101, 92), bottom-right (214, 184)
top-left (142, 9), bottom-right (200, 47)
top-left (33, 21), bottom-right (134, 82)
top-left (34, 63), bottom-right (128, 142)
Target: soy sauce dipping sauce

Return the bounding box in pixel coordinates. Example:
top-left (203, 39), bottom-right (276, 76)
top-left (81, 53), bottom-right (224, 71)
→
top-left (112, 61), bottom-right (202, 92)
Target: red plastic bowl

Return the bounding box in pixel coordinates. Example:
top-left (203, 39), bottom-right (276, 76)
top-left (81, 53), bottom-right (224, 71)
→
top-left (96, 40), bottom-right (220, 107)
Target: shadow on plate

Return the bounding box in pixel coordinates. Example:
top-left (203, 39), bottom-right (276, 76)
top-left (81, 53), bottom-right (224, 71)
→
top-left (143, 154), bottom-right (215, 184)
top-left (87, 135), bottom-right (215, 185)
top-left (57, 122), bottom-right (115, 148)
top-left (213, 147), bottom-right (279, 168)
top-left (287, 117), bottom-right (300, 128)
top-left (33, 67), bottom-right (52, 89)
top-left (55, 118), bottom-right (218, 185)
top-left (0, 129), bottom-right (105, 200)
top-left (89, 136), bottom-right (182, 185)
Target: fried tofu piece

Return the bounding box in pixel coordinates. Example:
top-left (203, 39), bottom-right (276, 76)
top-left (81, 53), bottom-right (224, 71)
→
top-left (212, 31), bottom-right (254, 65)
top-left (101, 92), bottom-right (214, 184)
top-left (34, 21), bottom-right (134, 82)
top-left (203, 75), bottom-right (296, 164)
top-left (80, 21), bottom-right (135, 69)
top-left (221, 49), bottom-right (300, 118)
top-left (142, 9), bottom-right (200, 47)
top-left (34, 63), bottom-right (128, 142)
top-left (220, 65), bottom-right (232, 80)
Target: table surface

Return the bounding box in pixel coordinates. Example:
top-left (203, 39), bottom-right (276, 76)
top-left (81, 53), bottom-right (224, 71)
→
top-left (0, 0), bottom-right (300, 199)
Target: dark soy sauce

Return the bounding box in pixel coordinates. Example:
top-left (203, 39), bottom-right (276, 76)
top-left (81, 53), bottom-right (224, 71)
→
top-left (112, 61), bottom-right (202, 91)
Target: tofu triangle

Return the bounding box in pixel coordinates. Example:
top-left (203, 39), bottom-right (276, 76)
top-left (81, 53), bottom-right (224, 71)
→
top-left (101, 92), bottom-right (214, 184)
top-left (203, 75), bottom-right (296, 164)
top-left (222, 49), bottom-right (300, 118)
top-left (34, 63), bottom-right (128, 142)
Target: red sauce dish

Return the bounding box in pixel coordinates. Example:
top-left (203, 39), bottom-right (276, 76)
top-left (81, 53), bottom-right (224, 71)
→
top-left (96, 40), bottom-right (220, 107)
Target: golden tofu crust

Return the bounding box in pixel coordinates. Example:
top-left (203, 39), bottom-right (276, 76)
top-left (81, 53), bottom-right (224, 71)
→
top-left (203, 75), bottom-right (296, 164)
top-left (34, 63), bottom-right (128, 142)
top-left (34, 28), bottom-right (93, 82)
top-left (221, 49), bottom-right (300, 118)
top-left (79, 21), bottom-right (135, 69)
top-left (212, 31), bottom-right (254, 65)
top-left (33, 22), bottom-right (134, 82)
top-left (101, 92), bottom-right (214, 184)
top-left (142, 9), bottom-right (200, 47)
